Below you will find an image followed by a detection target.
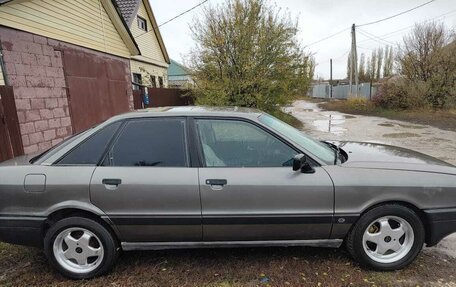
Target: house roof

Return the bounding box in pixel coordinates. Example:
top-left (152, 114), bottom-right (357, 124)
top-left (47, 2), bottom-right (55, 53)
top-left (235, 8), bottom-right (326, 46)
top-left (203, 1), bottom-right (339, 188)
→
top-left (168, 59), bottom-right (191, 76)
top-left (115, 0), bottom-right (170, 64)
top-left (113, 0), bottom-right (141, 26)
top-left (0, 0), bottom-right (140, 56)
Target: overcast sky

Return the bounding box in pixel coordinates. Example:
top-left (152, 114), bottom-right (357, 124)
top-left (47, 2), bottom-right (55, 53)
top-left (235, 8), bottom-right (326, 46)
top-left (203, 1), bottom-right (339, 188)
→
top-left (149, 0), bottom-right (456, 79)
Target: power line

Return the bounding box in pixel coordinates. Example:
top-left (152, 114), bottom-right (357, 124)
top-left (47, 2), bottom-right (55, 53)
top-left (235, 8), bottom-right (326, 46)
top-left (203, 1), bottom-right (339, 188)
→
top-left (158, 0), bottom-right (209, 27)
top-left (358, 8), bottom-right (456, 45)
top-left (305, 27), bottom-right (350, 47)
top-left (357, 0), bottom-right (435, 27)
top-left (358, 28), bottom-right (396, 46)
top-left (134, 0), bottom-right (209, 39)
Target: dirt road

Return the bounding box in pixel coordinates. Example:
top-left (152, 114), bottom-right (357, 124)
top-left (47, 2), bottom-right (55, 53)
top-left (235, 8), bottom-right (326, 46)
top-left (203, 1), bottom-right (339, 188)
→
top-left (284, 100), bottom-right (456, 165)
top-left (285, 100), bottom-right (456, 260)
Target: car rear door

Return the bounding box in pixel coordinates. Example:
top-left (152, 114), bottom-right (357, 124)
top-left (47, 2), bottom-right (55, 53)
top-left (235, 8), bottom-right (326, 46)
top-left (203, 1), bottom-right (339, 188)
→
top-left (194, 118), bottom-right (334, 241)
top-left (90, 117), bottom-right (202, 243)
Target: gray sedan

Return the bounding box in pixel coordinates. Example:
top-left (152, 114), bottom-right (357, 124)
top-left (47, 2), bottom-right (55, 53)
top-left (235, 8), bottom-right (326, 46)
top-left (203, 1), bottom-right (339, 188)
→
top-left (0, 106), bottom-right (455, 279)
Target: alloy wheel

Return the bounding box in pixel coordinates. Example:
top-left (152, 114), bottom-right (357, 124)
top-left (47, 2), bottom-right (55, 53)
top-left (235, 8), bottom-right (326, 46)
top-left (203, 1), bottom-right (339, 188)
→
top-left (362, 216), bottom-right (414, 264)
top-left (53, 227), bottom-right (104, 274)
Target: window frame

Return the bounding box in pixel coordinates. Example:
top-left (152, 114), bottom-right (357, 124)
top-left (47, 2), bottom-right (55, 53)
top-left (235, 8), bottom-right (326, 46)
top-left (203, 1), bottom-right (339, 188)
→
top-left (150, 75), bottom-right (157, 88)
top-left (52, 120), bottom-right (125, 166)
top-left (101, 117), bottom-right (192, 168)
top-left (190, 117), bottom-right (319, 168)
top-left (132, 73), bottom-right (142, 90)
top-left (137, 16), bottom-right (148, 31)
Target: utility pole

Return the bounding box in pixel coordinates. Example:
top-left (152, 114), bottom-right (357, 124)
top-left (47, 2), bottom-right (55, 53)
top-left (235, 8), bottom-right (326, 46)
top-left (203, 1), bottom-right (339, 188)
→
top-left (349, 24), bottom-right (359, 97)
top-left (330, 58), bottom-right (333, 99)
top-left (349, 51), bottom-right (353, 96)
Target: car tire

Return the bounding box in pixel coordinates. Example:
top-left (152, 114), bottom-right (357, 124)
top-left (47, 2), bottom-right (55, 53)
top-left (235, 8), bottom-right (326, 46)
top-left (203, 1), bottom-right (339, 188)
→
top-left (346, 204), bottom-right (425, 271)
top-left (44, 216), bottom-right (118, 279)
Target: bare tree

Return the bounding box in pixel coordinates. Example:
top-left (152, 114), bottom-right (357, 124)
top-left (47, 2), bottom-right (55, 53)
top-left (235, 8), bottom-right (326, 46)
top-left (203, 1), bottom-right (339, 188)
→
top-left (398, 22), bottom-right (456, 107)
top-left (376, 47), bottom-right (383, 80)
top-left (358, 53), bottom-right (367, 82)
top-left (383, 46), bottom-right (394, 77)
top-left (370, 50), bottom-right (377, 80)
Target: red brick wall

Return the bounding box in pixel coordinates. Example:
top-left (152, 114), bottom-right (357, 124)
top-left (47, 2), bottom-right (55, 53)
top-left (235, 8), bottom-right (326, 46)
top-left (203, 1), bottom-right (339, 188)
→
top-left (0, 27), bottom-right (133, 154)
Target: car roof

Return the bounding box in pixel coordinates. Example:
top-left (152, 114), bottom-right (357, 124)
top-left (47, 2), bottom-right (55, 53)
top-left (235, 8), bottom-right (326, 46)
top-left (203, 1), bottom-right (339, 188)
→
top-left (107, 106), bottom-right (264, 122)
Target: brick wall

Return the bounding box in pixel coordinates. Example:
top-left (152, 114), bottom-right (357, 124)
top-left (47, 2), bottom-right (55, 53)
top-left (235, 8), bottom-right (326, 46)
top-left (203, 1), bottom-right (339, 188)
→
top-left (0, 27), bottom-right (134, 154)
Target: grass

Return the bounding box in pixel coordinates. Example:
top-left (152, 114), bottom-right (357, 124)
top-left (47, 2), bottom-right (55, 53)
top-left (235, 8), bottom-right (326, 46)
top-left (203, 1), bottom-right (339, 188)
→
top-left (319, 98), bottom-right (456, 132)
top-left (1, 243), bottom-right (455, 286)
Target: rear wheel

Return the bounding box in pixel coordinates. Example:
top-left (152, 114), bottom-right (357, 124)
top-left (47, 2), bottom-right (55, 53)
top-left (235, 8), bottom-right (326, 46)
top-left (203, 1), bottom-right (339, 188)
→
top-left (44, 217), bottom-right (118, 279)
top-left (346, 205), bottom-right (424, 270)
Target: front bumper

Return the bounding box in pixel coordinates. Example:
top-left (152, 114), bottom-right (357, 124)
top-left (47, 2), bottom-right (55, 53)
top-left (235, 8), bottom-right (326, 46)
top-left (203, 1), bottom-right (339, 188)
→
top-left (0, 216), bottom-right (45, 248)
top-left (425, 208), bottom-right (456, 247)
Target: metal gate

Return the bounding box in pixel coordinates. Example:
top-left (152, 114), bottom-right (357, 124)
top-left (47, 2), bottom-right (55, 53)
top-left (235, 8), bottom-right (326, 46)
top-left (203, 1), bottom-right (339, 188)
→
top-left (0, 86), bottom-right (23, 162)
top-left (133, 88), bottom-right (193, 110)
top-left (62, 49), bottom-right (131, 133)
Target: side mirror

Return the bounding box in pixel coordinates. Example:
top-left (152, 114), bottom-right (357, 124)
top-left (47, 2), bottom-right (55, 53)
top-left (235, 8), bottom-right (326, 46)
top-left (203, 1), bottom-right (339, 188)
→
top-left (292, 154), bottom-right (315, 174)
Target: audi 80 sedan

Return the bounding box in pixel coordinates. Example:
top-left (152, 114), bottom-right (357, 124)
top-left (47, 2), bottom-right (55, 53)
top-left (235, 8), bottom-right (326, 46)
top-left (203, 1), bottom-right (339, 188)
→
top-left (0, 106), bottom-right (455, 279)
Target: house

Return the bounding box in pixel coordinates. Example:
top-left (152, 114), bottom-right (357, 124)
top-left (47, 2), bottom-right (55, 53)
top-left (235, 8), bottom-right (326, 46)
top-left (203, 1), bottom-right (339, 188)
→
top-left (115, 0), bottom-right (170, 89)
top-left (0, 0), bottom-right (169, 161)
top-left (168, 59), bottom-right (194, 89)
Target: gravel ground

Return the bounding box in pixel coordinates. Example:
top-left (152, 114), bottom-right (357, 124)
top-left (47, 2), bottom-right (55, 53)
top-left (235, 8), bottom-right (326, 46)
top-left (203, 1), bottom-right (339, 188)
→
top-left (0, 100), bottom-right (455, 286)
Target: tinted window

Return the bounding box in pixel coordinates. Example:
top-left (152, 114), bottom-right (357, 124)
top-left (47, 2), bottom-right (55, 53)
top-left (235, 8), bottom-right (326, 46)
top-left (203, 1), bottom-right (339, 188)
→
top-left (109, 118), bottom-right (187, 167)
top-left (196, 119), bottom-right (296, 167)
top-left (259, 114), bottom-right (335, 164)
top-left (57, 122), bottom-right (122, 165)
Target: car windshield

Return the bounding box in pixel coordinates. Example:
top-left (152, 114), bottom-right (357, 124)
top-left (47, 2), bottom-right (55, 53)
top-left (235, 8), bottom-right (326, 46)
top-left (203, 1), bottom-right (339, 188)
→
top-left (259, 114), bottom-right (336, 165)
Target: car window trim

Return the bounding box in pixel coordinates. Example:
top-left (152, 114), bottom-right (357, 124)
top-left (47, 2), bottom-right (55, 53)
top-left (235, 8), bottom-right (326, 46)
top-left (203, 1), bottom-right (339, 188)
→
top-left (52, 120), bottom-right (125, 166)
top-left (102, 117), bottom-right (191, 168)
top-left (187, 117), bottom-right (202, 168)
top-left (190, 116), bottom-right (320, 168)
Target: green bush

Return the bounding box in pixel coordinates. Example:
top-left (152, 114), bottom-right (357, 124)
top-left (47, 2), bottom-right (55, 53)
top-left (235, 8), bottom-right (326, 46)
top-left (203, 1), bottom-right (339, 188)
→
top-left (373, 80), bottom-right (428, 110)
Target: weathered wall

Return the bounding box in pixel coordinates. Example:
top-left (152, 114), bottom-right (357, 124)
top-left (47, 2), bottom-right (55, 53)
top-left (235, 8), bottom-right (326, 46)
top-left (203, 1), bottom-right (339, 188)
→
top-left (0, 26), bottom-right (133, 154)
top-left (130, 59), bottom-right (167, 88)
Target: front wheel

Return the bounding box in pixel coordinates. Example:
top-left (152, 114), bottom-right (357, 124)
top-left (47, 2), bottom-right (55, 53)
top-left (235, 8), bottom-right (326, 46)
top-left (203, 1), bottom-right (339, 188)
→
top-left (346, 205), bottom-right (425, 271)
top-left (44, 217), bottom-right (118, 279)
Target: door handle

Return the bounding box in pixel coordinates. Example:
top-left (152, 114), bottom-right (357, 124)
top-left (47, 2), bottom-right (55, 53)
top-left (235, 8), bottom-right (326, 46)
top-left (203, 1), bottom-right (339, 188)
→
top-left (102, 178), bottom-right (122, 186)
top-left (205, 179), bottom-right (227, 186)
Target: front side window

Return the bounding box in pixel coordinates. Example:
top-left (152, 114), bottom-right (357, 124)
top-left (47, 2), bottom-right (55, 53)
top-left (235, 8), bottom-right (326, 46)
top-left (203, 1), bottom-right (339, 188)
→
top-left (259, 114), bottom-right (335, 164)
top-left (57, 122), bottom-right (122, 165)
top-left (196, 119), bottom-right (296, 167)
top-left (108, 118), bottom-right (187, 167)
top-left (158, 76), bottom-right (164, 87)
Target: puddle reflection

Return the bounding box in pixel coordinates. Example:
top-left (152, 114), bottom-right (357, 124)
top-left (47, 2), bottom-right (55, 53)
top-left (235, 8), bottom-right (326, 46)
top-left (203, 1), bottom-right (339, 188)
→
top-left (313, 114), bottom-right (347, 135)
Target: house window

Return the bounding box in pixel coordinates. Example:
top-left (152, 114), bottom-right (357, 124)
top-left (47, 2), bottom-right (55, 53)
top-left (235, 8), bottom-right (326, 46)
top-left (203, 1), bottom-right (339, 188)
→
top-left (137, 16), bottom-right (147, 31)
top-left (158, 76), bottom-right (164, 88)
top-left (151, 75), bottom-right (157, 88)
top-left (133, 73), bottom-right (142, 90)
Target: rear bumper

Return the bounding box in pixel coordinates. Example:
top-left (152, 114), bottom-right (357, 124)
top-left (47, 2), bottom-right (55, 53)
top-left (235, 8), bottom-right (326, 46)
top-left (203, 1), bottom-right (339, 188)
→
top-left (0, 216), bottom-right (45, 248)
top-left (425, 208), bottom-right (456, 247)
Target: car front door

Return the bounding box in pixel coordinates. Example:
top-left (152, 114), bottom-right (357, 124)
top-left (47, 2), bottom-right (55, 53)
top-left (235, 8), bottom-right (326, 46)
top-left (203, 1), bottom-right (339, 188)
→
top-left (195, 118), bottom-right (334, 241)
top-left (90, 118), bottom-right (201, 243)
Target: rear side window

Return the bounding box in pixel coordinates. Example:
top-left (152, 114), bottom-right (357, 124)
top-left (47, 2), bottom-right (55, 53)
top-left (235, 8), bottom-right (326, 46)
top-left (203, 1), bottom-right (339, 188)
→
top-left (108, 118), bottom-right (187, 167)
top-left (57, 122), bottom-right (122, 165)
